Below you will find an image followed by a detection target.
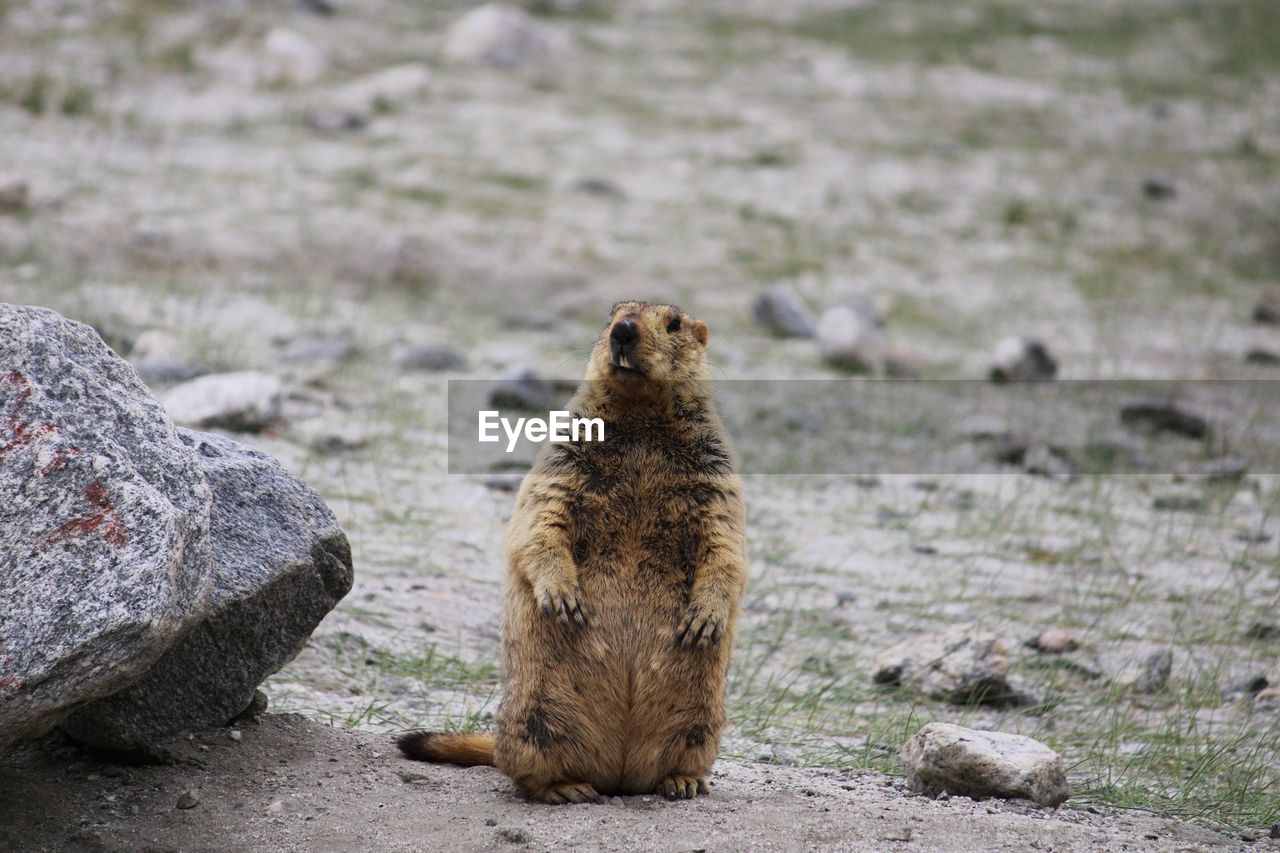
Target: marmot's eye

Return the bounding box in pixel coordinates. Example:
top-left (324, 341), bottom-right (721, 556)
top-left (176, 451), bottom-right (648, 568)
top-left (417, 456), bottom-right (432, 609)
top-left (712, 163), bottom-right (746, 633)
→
top-left (666, 317), bottom-right (682, 333)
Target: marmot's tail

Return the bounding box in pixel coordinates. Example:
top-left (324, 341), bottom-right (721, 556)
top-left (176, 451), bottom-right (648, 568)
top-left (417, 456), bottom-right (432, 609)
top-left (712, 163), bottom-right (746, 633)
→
top-left (396, 731), bottom-right (495, 767)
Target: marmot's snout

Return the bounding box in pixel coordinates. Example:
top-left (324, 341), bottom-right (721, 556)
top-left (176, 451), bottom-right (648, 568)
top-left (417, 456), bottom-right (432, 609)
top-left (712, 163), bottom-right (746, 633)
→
top-left (610, 315), bottom-right (641, 373)
top-left (590, 300), bottom-right (710, 385)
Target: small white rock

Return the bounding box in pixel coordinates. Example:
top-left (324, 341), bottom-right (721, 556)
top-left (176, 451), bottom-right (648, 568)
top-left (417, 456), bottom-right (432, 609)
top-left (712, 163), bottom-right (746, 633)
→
top-left (442, 3), bottom-right (569, 70)
top-left (161, 371), bottom-right (283, 432)
top-left (816, 306), bottom-right (886, 373)
top-left (901, 722), bottom-right (1069, 806)
top-left (264, 798), bottom-right (284, 814)
top-left (261, 28), bottom-right (328, 86)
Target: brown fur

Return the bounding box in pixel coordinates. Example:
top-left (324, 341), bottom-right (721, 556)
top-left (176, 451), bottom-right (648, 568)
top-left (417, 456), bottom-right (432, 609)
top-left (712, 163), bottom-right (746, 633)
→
top-left (398, 302), bottom-right (748, 804)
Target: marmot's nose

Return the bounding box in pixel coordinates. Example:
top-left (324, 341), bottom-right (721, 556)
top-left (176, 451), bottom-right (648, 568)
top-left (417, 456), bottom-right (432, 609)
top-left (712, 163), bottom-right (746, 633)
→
top-left (611, 317), bottom-right (639, 346)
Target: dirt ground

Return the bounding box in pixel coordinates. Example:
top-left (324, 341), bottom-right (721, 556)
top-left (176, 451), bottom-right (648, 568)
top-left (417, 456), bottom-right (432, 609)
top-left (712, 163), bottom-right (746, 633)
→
top-left (0, 714), bottom-right (1259, 852)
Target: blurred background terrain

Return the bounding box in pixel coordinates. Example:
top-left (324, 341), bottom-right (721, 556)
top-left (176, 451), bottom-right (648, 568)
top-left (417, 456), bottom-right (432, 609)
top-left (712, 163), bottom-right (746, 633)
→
top-left (1, 0), bottom-right (1278, 832)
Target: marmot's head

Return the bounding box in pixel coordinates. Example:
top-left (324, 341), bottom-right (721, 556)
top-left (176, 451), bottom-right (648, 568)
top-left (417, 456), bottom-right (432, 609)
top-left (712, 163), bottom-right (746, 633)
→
top-left (586, 301), bottom-right (710, 385)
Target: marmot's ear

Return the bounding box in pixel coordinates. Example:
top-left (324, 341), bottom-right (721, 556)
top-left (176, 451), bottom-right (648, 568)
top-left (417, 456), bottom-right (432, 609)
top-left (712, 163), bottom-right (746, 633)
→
top-left (691, 319), bottom-right (708, 346)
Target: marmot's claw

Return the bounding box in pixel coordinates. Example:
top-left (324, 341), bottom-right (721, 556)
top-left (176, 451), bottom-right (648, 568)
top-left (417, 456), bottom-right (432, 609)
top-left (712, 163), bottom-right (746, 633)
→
top-left (656, 775), bottom-right (704, 800)
top-left (537, 583), bottom-right (588, 629)
top-left (676, 606), bottom-right (724, 650)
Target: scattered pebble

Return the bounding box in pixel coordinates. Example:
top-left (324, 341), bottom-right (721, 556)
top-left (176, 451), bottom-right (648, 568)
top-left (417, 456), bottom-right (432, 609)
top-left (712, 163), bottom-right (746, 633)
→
top-left (1022, 444), bottom-right (1076, 482)
top-left (873, 623), bottom-right (1032, 707)
top-left (1244, 347), bottom-right (1280, 366)
top-left (235, 689), bottom-right (269, 722)
top-left (570, 176), bottom-right (625, 198)
top-left (442, 3), bottom-right (568, 70)
top-left (275, 334), bottom-right (356, 366)
top-left (0, 176), bottom-right (30, 211)
top-left (1141, 174), bottom-right (1177, 200)
top-left (228, 730), bottom-right (242, 742)
top-left (955, 414), bottom-right (1012, 441)
top-left (1223, 675), bottom-right (1269, 700)
top-left (1244, 622), bottom-right (1278, 641)
top-left (1252, 285), bottom-right (1280, 325)
top-left (479, 473), bottom-right (523, 492)
top-left (261, 28), bottom-right (329, 86)
top-left (1027, 629), bottom-right (1080, 654)
top-left (265, 799), bottom-right (284, 815)
top-left (1179, 456), bottom-right (1247, 483)
top-left (175, 790), bottom-right (200, 810)
top-left (878, 828), bottom-right (913, 843)
top-left (489, 368), bottom-right (565, 412)
top-left (306, 109), bottom-right (366, 133)
top-left (1134, 649), bottom-right (1173, 694)
top-left (882, 344), bottom-right (926, 378)
top-left (988, 336), bottom-right (1057, 382)
top-left (393, 343), bottom-right (467, 372)
top-left (752, 285), bottom-right (817, 339)
top-left (1120, 399), bottom-right (1208, 438)
top-left (290, 418), bottom-right (376, 455)
top-left (817, 306), bottom-right (885, 373)
top-left (1151, 493), bottom-right (1204, 512)
top-left (1254, 687), bottom-right (1280, 710)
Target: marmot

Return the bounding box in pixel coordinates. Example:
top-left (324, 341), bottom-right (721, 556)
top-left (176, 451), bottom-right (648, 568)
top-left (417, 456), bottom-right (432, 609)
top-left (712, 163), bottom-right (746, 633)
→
top-left (399, 301), bottom-right (748, 804)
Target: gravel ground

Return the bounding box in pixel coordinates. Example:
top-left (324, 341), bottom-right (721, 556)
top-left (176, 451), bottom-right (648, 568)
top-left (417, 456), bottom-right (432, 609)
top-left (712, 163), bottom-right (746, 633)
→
top-left (0, 714), bottom-right (1261, 852)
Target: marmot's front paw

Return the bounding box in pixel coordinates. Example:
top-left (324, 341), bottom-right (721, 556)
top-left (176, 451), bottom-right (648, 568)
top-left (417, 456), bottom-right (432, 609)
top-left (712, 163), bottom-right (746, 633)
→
top-left (675, 603), bottom-right (726, 649)
top-left (534, 578), bottom-right (587, 628)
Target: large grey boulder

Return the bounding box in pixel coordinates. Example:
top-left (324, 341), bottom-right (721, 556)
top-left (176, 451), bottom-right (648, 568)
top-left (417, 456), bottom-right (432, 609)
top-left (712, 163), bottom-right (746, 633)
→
top-left (0, 303), bottom-right (352, 751)
top-left (0, 305), bottom-right (214, 749)
top-left (873, 623), bottom-right (1031, 707)
top-left (901, 723), bottom-right (1070, 807)
top-left (61, 431), bottom-right (352, 749)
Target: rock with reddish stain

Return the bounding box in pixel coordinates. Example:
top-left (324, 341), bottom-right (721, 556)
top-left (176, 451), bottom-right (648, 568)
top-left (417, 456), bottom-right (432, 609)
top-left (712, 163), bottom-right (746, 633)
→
top-left (62, 430), bottom-right (352, 749)
top-left (0, 304), bottom-right (215, 749)
top-left (1, 304), bottom-right (352, 752)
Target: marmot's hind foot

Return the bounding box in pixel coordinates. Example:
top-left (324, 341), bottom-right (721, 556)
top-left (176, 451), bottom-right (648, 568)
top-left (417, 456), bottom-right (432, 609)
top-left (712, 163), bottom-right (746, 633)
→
top-left (531, 781), bottom-right (604, 805)
top-left (656, 775), bottom-right (709, 800)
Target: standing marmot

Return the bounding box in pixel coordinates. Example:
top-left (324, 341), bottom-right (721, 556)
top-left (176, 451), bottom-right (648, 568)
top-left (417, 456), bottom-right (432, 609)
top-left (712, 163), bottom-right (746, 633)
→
top-left (399, 301), bottom-right (748, 804)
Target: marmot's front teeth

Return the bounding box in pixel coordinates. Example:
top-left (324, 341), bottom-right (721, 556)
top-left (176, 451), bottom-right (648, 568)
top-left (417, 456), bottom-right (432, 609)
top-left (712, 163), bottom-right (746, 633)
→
top-left (617, 354), bottom-right (631, 369)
